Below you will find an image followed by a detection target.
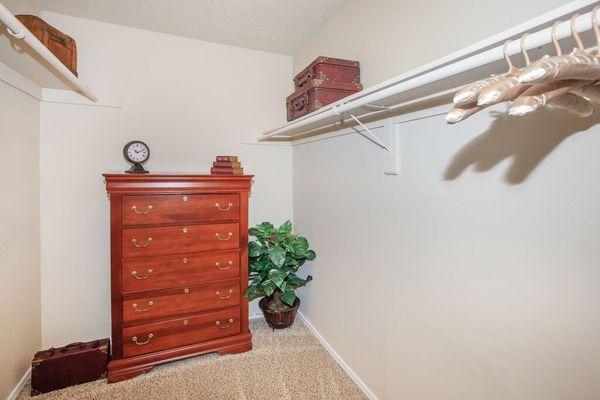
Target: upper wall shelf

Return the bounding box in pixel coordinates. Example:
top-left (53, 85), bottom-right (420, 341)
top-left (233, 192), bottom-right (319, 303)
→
top-left (0, 1), bottom-right (97, 101)
top-left (259, 0), bottom-right (599, 142)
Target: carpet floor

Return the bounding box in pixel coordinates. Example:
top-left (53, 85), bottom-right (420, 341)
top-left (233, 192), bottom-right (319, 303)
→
top-left (18, 318), bottom-right (367, 400)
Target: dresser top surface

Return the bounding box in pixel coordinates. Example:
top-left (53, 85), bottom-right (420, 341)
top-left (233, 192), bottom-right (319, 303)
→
top-left (103, 173), bottom-right (253, 179)
top-left (103, 173), bottom-right (253, 194)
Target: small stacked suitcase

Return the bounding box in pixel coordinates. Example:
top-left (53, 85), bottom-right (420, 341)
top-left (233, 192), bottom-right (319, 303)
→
top-left (286, 57), bottom-right (362, 121)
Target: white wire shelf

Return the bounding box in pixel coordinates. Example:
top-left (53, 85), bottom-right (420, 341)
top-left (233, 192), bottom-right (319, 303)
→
top-left (259, 0), bottom-right (599, 142)
top-left (0, 1), bottom-right (97, 101)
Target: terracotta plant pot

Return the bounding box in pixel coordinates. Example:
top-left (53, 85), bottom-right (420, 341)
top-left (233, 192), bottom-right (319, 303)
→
top-left (259, 296), bottom-right (300, 330)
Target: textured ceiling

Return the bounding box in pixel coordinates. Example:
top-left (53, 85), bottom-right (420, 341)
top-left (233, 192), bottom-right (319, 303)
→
top-left (31, 0), bottom-right (348, 54)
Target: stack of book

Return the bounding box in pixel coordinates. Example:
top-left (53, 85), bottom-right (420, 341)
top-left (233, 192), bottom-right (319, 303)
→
top-left (211, 156), bottom-right (244, 175)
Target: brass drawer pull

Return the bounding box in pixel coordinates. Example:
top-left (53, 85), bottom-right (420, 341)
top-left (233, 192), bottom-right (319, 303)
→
top-left (215, 261), bottom-right (233, 270)
top-left (216, 289), bottom-right (233, 300)
top-left (132, 333), bottom-right (153, 345)
top-left (132, 238), bottom-right (153, 248)
top-left (132, 269), bottom-right (153, 280)
top-left (215, 202), bottom-right (233, 211)
top-left (182, 227), bottom-right (188, 233)
top-left (183, 257), bottom-right (188, 264)
top-left (184, 288), bottom-right (190, 294)
top-left (132, 205), bottom-right (153, 215)
top-left (215, 319), bottom-right (234, 329)
top-left (183, 196), bottom-right (188, 202)
top-left (183, 319), bottom-right (189, 326)
top-left (131, 301), bottom-right (154, 312)
top-left (215, 232), bottom-right (233, 241)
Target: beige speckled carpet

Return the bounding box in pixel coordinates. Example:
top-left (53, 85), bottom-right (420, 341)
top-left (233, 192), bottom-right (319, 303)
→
top-left (18, 318), bottom-right (367, 400)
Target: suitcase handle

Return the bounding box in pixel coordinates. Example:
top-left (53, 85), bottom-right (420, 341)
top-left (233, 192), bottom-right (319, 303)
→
top-left (291, 96), bottom-right (306, 111)
top-left (295, 71), bottom-right (313, 88)
top-left (52, 35), bottom-right (67, 45)
top-left (59, 342), bottom-right (85, 353)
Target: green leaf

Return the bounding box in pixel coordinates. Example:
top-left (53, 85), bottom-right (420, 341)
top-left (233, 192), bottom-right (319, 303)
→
top-left (263, 282), bottom-right (276, 296)
top-left (249, 275), bottom-right (263, 287)
top-left (295, 237), bottom-right (309, 251)
top-left (248, 241), bottom-right (267, 257)
top-left (286, 273), bottom-right (312, 288)
top-left (305, 250), bottom-right (316, 260)
top-left (244, 285), bottom-right (265, 300)
top-left (248, 227), bottom-right (263, 237)
top-left (249, 222), bottom-right (276, 239)
top-left (268, 246), bottom-right (286, 267)
top-left (278, 220), bottom-right (292, 234)
top-left (286, 273), bottom-right (304, 285)
top-left (288, 237), bottom-right (309, 258)
top-left (249, 259), bottom-right (271, 273)
top-left (285, 257), bottom-right (299, 267)
top-left (279, 281), bottom-right (289, 293)
top-left (280, 290), bottom-right (296, 307)
top-left (269, 270), bottom-right (286, 287)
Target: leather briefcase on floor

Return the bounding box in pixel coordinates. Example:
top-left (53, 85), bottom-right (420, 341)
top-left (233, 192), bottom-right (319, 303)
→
top-left (31, 339), bottom-right (110, 396)
top-left (15, 15), bottom-right (78, 76)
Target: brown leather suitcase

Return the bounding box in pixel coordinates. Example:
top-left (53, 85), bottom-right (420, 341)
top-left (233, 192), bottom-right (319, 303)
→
top-left (286, 81), bottom-right (362, 121)
top-left (31, 339), bottom-right (110, 396)
top-left (293, 56), bottom-right (361, 91)
top-left (16, 15), bottom-right (78, 76)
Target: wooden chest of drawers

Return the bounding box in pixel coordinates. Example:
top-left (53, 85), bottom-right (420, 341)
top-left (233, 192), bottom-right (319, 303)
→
top-left (103, 174), bottom-right (253, 383)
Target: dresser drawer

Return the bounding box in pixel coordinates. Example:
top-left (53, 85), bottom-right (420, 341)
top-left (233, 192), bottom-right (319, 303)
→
top-left (122, 194), bottom-right (240, 226)
top-left (122, 308), bottom-right (241, 358)
top-left (122, 223), bottom-right (239, 258)
top-left (122, 251), bottom-right (240, 294)
top-left (122, 280), bottom-right (240, 324)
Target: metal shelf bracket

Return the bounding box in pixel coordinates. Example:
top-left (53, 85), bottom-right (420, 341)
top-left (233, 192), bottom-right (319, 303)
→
top-left (332, 105), bottom-right (391, 152)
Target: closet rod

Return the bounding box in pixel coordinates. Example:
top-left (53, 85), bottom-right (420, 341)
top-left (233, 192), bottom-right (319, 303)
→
top-left (0, 2), bottom-right (97, 101)
top-left (260, 6), bottom-right (596, 140)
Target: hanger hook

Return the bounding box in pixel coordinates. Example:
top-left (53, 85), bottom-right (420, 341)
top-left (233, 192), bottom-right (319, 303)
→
top-left (593, 6), bottom-right (600, 49)
top-left (571, 14), bottom-right (584, 50)
top-left (551, 20), bottom-right (562, 56)
top-left (520, 33), bottom-right (531, 66)
top-left (503, 40), bottom-right (515, 71)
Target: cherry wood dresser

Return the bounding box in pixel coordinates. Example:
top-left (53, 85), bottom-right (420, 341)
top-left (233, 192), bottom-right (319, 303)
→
top-left (103, 174), bottom-right (253, 382)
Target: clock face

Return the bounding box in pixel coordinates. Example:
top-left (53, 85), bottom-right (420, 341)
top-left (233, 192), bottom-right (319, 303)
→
top-left (124, 141), bottom-right (149, 163)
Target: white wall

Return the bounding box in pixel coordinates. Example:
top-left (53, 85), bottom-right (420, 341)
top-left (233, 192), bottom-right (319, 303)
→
top-left (294, 0), bottom-right (567, 86)
top-left (0, 81), bottom-right (41, 400)
top-left (292, 1), bottom-right (600, 399)
top-left (0, 3), bottom-right (41, 399)
top-left (294, 107), bottom-right (600, 400)
top-left (39, 12), bottom-right (293, 347)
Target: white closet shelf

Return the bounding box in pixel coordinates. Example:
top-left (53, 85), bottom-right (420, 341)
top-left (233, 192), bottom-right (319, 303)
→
top-left (259, 0), bottom-right (599, 142)
top-left (0, 1), bottom-right (97, 101)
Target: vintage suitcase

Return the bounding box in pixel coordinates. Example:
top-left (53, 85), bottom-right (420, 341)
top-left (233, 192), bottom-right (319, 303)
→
top-left (31, 339), bottom-right (110, 396)
top-left (286, 81), bottom-right (362, 121)
top-left (293, 56), bottom-right (361, 91)
top-left (16, 15), bottom-right (78, 76)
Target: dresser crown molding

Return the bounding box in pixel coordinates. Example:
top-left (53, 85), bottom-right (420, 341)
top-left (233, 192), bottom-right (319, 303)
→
top-left (104, 174), bottom-right (253, 382)
top-left (103, 174), bottom-right (253, 194)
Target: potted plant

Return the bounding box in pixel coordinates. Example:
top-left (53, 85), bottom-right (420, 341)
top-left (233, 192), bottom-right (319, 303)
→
top-left (244, 220), bottom-right (316, 329)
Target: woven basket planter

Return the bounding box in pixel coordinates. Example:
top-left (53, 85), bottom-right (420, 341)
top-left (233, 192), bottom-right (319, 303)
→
top-left (259, 297), bottom-right (300, 329)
